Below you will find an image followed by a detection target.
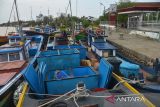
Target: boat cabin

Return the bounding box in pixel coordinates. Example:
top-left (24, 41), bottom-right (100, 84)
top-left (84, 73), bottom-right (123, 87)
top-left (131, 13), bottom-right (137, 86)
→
top-left (0, 40), bottom-right (30, 63)
top-left (0, 35), bottom-right (43, 87)
top-left (0, 36), bottom-right (41, 63)
top-left (35, 25), bottom-right (42, 33)
top-left (91, 42), bottom-right (117, 58)
top-left (44, 25), bottom-right (55, 34)
top-left (87, 32), bottom-right (107, 46)
top-left (47, 36), bottom-right (69, 50)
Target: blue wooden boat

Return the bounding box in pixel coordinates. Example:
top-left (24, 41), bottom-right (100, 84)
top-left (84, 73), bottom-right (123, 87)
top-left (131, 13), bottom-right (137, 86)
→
top-left (0, 35), bottom-right (43, 107)
top-left (44, 25), bottom-right (56, 34)
top-left (17, 33), bottom-right (154, 106)
top-left (34, 25), bottom-right (56, 35)
top-left (87, 30), bottom-right (160, 93)
top-left (87, 32), bottom-right (141, 81)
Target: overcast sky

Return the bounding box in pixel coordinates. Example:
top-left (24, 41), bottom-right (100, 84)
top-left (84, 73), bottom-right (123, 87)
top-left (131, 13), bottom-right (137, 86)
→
top-left (0, 0), bottom-right (159, 24)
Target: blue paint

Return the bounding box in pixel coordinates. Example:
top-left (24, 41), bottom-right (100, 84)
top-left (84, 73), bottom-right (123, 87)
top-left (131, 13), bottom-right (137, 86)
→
top-left (45, 67), bottom-right (98, 94)
top-left (119, 57), bottom-right (140, 78)
top-left (37, 49), bottom-right (80, 70)
top-left (24, 64), bottom-right (45, 94)
top-left (91, 42), bottom-right (117, 50)
top-left (54, 45), bottom-right (87, 59)
top-left (98, 58), bottom-right (113, 88)
top-left (0, 48), bottom-right (22, 54)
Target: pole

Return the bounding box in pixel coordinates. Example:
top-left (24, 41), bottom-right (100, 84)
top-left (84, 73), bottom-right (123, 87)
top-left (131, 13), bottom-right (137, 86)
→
top-left (31, 6), bottom-right (33, 20)
top-left (76, 0), bottom-right (78, 17)
top-left (14, 0), bottom-right (23, 37)
top-left (14, 0), bottom-right (20, 26)
top-left (100, 2), bottom-right (105, 16)
top-left (69, 0), bottom-right (73, 34)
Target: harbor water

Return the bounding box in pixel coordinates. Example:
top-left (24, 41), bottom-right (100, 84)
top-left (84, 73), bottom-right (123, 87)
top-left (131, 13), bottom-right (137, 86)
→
top-left (0, 27), bottom-right (30, 36)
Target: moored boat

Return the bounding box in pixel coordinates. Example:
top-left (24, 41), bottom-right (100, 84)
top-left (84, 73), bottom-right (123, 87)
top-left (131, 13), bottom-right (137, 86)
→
top-left (17, 31), bottom-right (154, 107)
top-left (0, 36), bottom-right (8, 46)
top-left (0, 35), bottom-right (43, 107)
top-left (87, 30), bottom-right (142, 82)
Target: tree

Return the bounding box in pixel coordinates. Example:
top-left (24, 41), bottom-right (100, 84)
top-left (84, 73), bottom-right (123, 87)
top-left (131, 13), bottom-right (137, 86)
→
top-left (117, 1), bottom-right (135, 27)
top-left (99, 13), bottom-right (109, 21)
top-left (117, 1), bottom-right (135, 9)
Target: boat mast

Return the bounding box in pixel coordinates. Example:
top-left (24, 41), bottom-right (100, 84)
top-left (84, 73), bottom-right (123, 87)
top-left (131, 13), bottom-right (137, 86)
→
top-left (5, 1), bottom-right (15, 36)
top-left (14, 0), bottom-right (22, 36)
top-left (14, 0), bottom-right (28, 60)
top-left (30, 6), bottom-right (33, 21)
top-left (69, 0), bottom-right (75, 42)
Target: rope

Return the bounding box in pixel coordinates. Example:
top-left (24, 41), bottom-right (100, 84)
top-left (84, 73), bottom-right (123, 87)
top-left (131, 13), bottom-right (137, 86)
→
top-left (112, 80), bottom-right (125, 90)
top-left (38, 88), bottom-right (76, 107)
top-left (20, 81), bottom-right (144, 107)
top-left (73, 94), bottom-right (79, 107)
top-left (5, 1), bottom-right (15, 36)
top-left (64, 93), bottom-right (143, 99)
top-left (19, 92), bottom-right (61, 97)
top-left (121, 77), bottom-right (145, 84)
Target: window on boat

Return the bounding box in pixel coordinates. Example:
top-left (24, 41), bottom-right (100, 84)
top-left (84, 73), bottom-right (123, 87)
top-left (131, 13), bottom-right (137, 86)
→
top-left (15, 38), bottom-right (21, 42)
top-left (0, 54), bottom-right (8, 62)
top-left (9, 52), bottom-right (20, 61)
top-left (10, 38), bottom-right (16, 43)
top-left (49, 37), bottom-right (54, 43)
top-left (10, 38), bottom-right (21, 43)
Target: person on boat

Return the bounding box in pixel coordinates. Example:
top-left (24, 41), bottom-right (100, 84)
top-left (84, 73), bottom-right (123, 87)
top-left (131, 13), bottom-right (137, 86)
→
top-left (155, 58), bottom-right (160, 74)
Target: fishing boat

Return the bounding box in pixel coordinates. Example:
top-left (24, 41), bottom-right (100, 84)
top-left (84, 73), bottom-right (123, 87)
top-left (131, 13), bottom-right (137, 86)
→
top-left (0, 35), bottom-right (43, 107)
top-left (116, 52), bottom-right (160, 92)
top-left (16, 30), bottom-right (154, 107)
top-left (0, 36), bottom-right (8, 46)
top-left (24, 25), bottom-right (57, 50)
top-left (87, 30), bottom-right (142, 82)
top-left (86, 29), bottom-right (160, 105)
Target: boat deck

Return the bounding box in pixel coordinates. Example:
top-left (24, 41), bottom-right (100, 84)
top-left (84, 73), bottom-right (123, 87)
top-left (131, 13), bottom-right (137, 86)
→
top-left (0, 72), bottom-right (17, 86)
top-left (108, 31), bottom-right (160, 59)
top-left (22, 84), bottom-right (147, 107)
top-left (0, 60), bottom-right (26, 72)
top-left (0, 60), bottom-right (26, 86)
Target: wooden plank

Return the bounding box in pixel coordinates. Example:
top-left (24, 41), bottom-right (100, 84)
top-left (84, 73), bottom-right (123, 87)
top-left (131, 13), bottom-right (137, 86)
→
top-left (0, 60), bottom-right (26, 72)
top-left (0, 72), bottom-right (17, 86)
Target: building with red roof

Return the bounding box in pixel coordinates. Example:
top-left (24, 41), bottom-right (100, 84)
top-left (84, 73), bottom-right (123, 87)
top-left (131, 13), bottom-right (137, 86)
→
top-left (107, 2), bottom-right (160, 30)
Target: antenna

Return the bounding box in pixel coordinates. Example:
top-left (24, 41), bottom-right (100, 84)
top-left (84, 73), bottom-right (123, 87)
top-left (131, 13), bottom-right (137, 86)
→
top-left (14, 0), bottom-right (23, 37)
top-left (30, 6), bottom-right (33, 20)
top-left (76, 0), bottom-right (78, 17)
top-left (69, 0), bottom-right (72, 17)
top-left (13, 8), bottom-right (16, 22)
top-left (14, 0), bottom-right (20, 27)
top-left (48, 8), bottom-right (50, 16)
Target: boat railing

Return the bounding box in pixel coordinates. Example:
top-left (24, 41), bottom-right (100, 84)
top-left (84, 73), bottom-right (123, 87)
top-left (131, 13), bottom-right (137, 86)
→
top-left (0, 45), bottom-right (22, 49)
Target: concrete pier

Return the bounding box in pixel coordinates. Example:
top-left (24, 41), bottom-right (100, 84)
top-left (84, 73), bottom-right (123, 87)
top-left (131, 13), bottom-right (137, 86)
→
top-left (107, 29), bottom-right (160, 66)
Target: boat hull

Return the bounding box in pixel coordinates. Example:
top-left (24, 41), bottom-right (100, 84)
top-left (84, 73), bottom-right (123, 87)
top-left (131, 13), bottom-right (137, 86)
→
top-left (0, 76), bottom-right (23, 107)
top-left (0, 36), bottom-right (8, 46)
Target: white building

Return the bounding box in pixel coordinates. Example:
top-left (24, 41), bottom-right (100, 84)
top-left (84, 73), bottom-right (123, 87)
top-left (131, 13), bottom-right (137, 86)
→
top-left (36, 14), bottom-right (44, 22)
